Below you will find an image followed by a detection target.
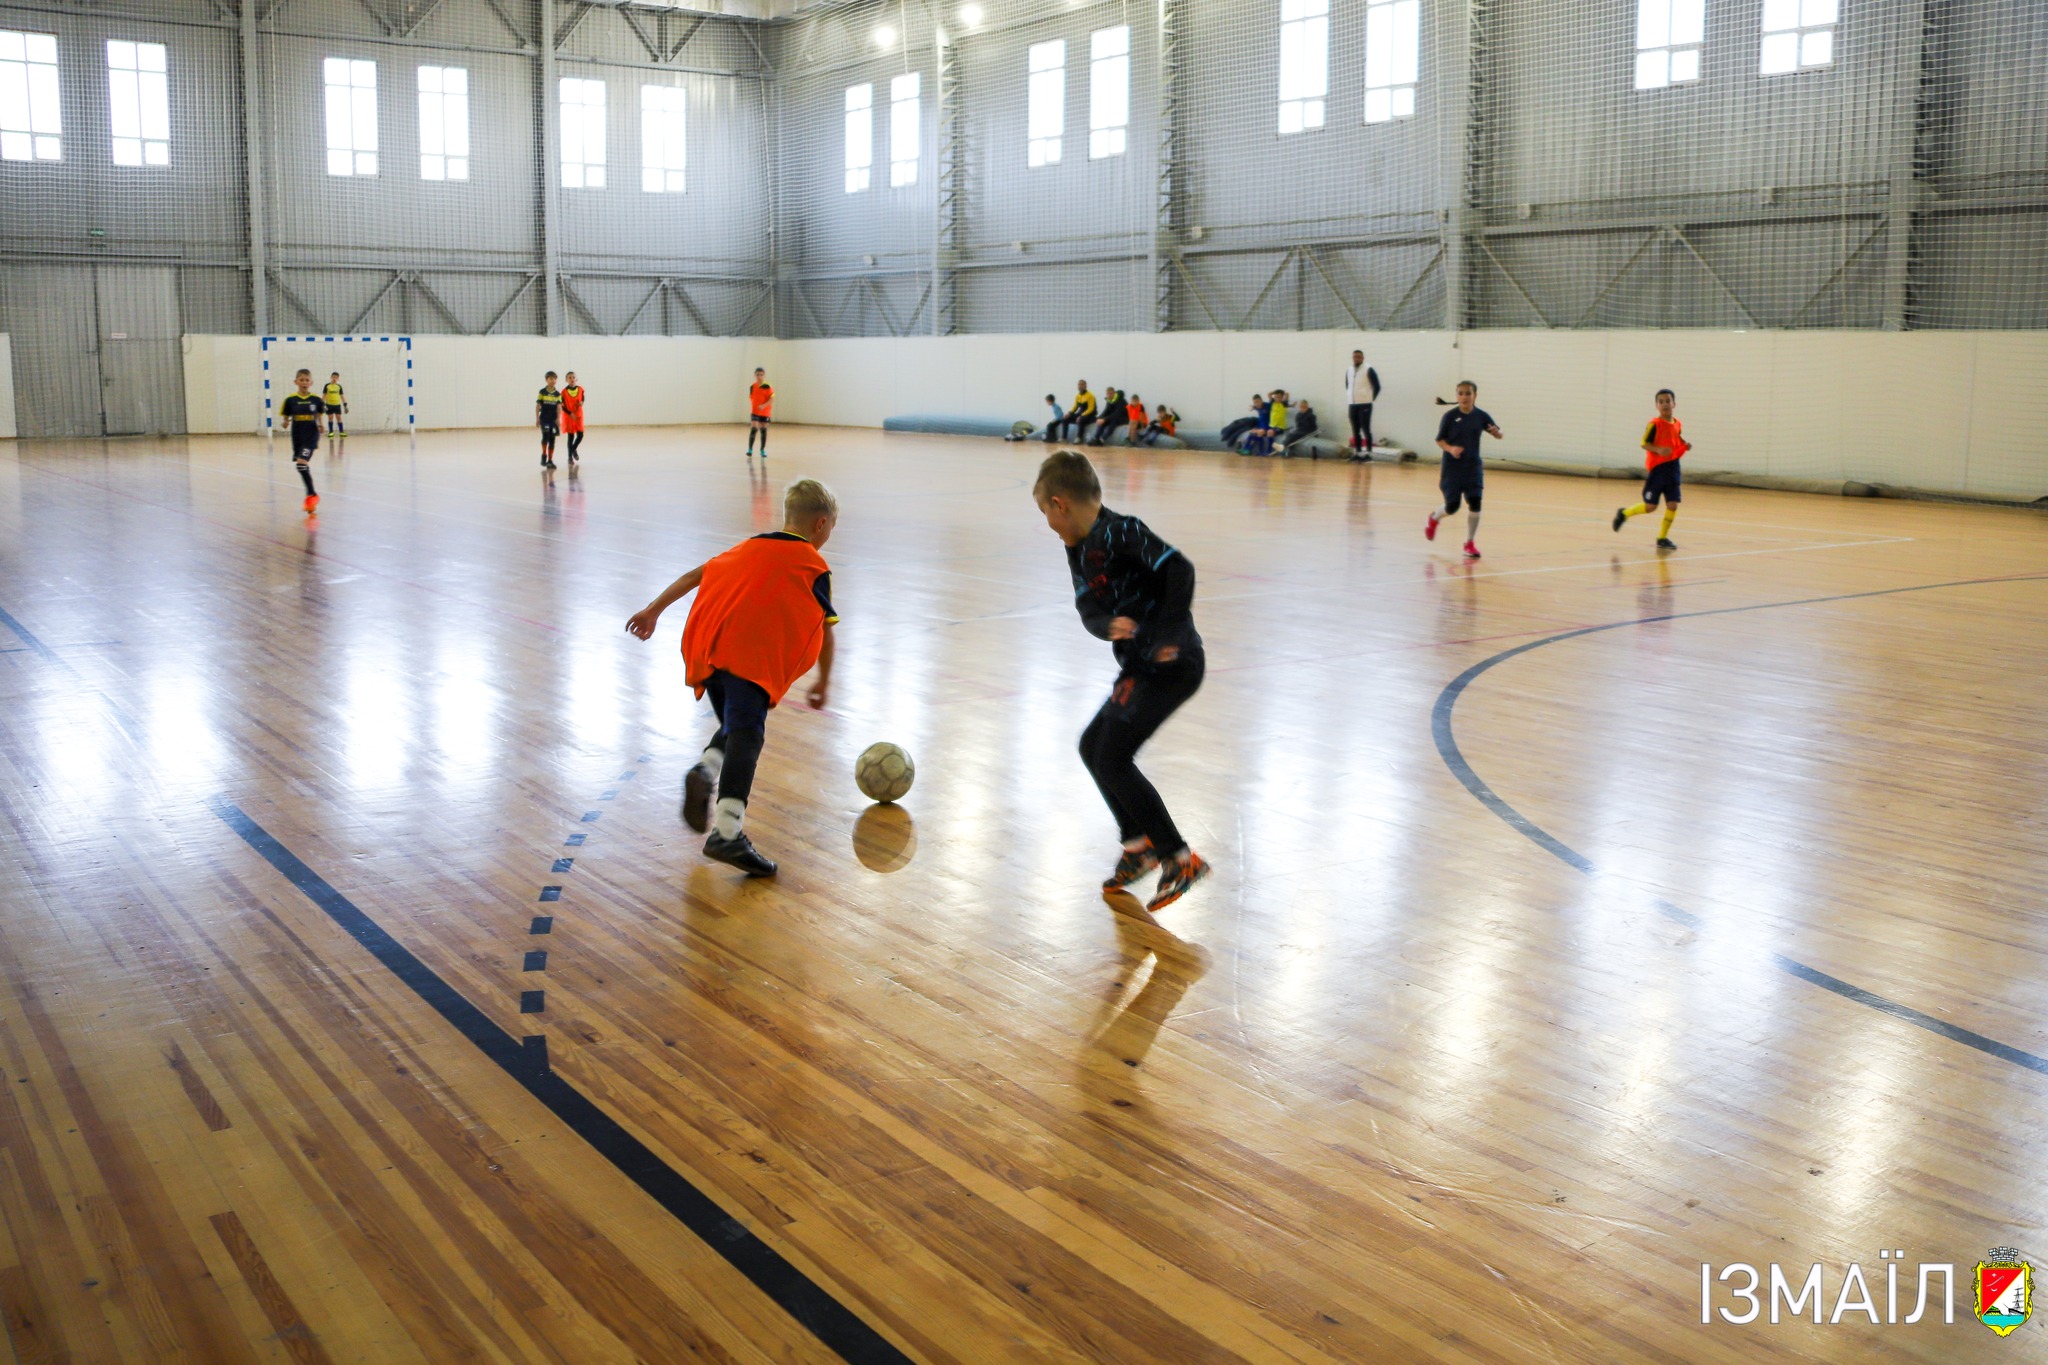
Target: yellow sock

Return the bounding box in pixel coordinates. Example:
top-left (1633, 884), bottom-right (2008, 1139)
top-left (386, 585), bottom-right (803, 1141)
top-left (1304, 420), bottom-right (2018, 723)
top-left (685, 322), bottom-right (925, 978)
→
top-left (1623, 502), bottom-right (1649, 518)
top-left (1660, 507), bottom-right (1677, 538)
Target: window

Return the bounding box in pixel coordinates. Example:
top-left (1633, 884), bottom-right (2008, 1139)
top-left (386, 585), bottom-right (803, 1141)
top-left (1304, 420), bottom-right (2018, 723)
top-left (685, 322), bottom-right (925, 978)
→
top-left (889, 71), bottom-right (919, 187)
top-left (323, 57), bottom-right (377, 176)
top-left (417, 64), bottom-right (468, 180)
top-left (1635, 0), bottom-right (1704, 89)
top-left (1363, 0), bottom-right (1418, 122)
top-left (1089, 26), bottom-right (1129, 159)
top-left (1277, 0), bottom-right (1328, 135)
top-left (560, 76), bottom-right (605, 187)
top-left (1027, 40), bottom-right (1063, 167)
top-left (1761, 0), bottom-right (1835, 74)
top-left (107, 41), bottom-right (168, 166)
top-left (0, 30), bottom-right (62, 161)
top-left (641, 84), bottom-right (686, 193)
top-left (844, 82), bottom-right (871, 192)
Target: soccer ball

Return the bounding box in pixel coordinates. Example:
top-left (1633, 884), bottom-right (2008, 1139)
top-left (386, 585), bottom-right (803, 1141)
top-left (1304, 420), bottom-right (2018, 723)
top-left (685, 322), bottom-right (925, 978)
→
top-left (855, 742), bottom-right (915, 803)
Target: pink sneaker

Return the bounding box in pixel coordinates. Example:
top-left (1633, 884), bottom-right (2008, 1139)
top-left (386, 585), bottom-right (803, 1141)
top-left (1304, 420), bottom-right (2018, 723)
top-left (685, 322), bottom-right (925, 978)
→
top-left (1463, 541), bottom-right (1481, 560)
top-left (1424, 514), bottom-right (1440, 542)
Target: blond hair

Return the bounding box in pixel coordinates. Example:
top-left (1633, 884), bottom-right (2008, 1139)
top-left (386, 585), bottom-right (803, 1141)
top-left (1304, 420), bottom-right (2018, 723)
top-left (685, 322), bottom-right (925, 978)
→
top-left (783, 478), bottom-right (838, 522)
top-left (1033, 449), bottom-right (1101, 502)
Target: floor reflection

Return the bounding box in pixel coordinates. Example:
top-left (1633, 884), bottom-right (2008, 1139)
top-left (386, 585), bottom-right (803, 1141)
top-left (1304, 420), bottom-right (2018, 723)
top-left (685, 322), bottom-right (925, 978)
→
top-left (1087, 891), bottom-right (1211, 1072)
top-left (852, 803), bottom-right (917, 873)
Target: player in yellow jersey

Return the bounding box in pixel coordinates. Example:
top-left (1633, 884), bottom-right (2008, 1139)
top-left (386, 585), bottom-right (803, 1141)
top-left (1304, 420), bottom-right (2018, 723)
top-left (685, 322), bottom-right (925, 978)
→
top-left (322, 372), bottom-right (347, 440)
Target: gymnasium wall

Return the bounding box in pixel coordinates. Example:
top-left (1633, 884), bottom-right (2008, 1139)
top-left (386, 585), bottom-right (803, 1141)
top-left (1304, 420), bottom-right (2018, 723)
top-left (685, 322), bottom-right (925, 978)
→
top-left (762, 328), bottom-right (2048, 501)
top-left (2, 0), bottom-right (2046, 439)
top-left (181, 334), bottom-right (757, 434)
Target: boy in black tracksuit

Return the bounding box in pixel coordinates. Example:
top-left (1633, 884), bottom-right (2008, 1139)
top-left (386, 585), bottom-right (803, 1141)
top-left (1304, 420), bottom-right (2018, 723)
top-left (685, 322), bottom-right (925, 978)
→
top-left (1033, 449), bottom-right (1210, 912)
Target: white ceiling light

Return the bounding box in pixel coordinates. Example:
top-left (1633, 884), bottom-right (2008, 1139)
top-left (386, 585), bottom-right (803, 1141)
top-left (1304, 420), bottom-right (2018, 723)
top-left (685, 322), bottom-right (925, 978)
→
top-left (958, 4), bottom-right (984, 26)
top-left (873, 24), bottom-right (897, 49)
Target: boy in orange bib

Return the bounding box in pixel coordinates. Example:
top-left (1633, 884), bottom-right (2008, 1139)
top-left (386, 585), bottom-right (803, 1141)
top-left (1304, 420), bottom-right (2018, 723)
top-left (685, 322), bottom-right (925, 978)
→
top-left (1612, 388), bottom-right (1690, 550)
top-left (746, 368), bottom-right (773, 460)
top-left (626, 479), bottom-right (839, 876)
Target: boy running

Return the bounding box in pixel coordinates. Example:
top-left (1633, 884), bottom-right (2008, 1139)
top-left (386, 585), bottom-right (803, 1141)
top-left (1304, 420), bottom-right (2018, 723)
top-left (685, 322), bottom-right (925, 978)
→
top-left (561, 371), bottom-right (587, 465)
top-left (625, 479), bottom-right (840, 878)
top-left (278, 369), bottom-right (324, 512)
top-left (1612, 388), bottom-right (1688, 550)
top-left (1033, 450), bottom-right (1209, 912)
top-left (1428, 380), bottom-right (1503, 560)
top-left (747, 368), bottom-right (773, 459)
top-left (536, 371), bottom-right (563, 468)
top-left (322, 372), bottom-right (347, 440)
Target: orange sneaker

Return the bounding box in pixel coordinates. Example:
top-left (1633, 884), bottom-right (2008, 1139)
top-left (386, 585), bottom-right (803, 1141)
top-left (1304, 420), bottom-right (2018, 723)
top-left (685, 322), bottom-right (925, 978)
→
top-left (1147, 850), bottom-right (1210, 911)
top-left (303, 494), bottom-right (319, 513)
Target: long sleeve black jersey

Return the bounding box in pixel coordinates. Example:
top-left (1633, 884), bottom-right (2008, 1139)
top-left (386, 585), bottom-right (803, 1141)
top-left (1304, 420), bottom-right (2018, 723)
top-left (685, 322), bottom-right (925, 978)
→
top-left (1064, 507), bottom-right (1201, 671)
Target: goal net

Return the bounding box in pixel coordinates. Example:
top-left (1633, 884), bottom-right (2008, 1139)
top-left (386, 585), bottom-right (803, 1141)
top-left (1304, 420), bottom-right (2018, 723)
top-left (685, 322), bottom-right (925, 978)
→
top-left (260, 336), bottom-right (413, 434)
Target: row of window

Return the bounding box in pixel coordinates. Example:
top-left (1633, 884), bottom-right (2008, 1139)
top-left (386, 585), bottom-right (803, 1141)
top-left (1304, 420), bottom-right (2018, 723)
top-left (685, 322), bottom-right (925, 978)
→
top-left (1, 2), bottom-right (1851, 184)
top-left (1, 31), bottom-right (165, 164)
top-left (328, 60), bottom-right (692, 192)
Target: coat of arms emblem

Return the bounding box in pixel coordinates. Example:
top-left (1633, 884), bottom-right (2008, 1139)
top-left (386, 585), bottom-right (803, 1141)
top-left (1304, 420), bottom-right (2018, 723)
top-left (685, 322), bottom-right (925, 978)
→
top-left (1975, 1248), bottom-right (2033, 1336)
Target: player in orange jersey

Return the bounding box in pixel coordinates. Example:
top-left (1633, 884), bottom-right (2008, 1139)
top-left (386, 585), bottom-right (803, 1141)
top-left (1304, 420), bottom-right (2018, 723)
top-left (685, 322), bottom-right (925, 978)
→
top-left (1612, 388), bottom-right (1690, 550)
top-left (560, 372), bottom-right (587, 465)
top-left (626, 479), bottom-right (839, 877)
top-left (746, 368), bottom-right (773, 459)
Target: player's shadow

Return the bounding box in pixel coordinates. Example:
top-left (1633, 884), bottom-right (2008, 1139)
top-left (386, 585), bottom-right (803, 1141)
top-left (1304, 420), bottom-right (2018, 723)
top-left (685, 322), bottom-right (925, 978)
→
top-left (1085, 891), bottom-right (1211, 1077)
top-left (852, 804), bottom-right (916, 873)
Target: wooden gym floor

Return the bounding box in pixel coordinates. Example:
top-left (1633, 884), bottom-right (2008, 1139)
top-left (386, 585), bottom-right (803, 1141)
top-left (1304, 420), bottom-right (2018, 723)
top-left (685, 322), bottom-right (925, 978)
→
top-left (0, 424), bottom-right (2043, 1364)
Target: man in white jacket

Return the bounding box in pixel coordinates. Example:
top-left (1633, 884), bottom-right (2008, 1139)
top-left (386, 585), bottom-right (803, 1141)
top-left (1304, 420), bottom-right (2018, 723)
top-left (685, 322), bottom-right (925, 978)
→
top-left (1341, 350), bottom-right (1380, 460)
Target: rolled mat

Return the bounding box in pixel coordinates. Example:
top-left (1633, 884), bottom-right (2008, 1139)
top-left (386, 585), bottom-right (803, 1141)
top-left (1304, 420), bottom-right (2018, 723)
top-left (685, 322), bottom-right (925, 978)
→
top-left (882, 414), bottom-right (1020, 438)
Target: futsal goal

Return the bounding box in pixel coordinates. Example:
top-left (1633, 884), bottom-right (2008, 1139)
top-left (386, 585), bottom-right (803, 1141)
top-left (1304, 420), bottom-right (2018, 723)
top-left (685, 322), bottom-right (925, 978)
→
top-left (259, 335), bottom-right (414, 434)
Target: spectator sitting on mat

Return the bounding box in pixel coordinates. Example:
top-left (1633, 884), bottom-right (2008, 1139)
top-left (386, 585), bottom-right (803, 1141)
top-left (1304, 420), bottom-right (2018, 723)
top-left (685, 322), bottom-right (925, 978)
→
top-left (1037, 393), bottom-right (1065, 442)
top-left (1137, 404), bottom-right (1179, 445)
top-left (1245, 390), bottom-right (1289, 457)
top-left (1221, 394), bottom-right (1267, 448)
top-left (1091, 388), bottom-right (1131, 446)
top-left (1279, 399), bottom-right (1320, 455)
top-left (1125, 394), bottom-right (1149, 443)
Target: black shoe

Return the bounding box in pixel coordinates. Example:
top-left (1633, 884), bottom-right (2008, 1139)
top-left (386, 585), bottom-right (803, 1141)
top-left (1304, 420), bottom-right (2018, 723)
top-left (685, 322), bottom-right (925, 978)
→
top-left (704, 831), bottom-right (777, 877)
top-left (681, 764), bottom-right (712, 833)
top-left (1612, 508), bottom-right (1628, 532)
top-left (1656, 538), bottom-right (1678, 551)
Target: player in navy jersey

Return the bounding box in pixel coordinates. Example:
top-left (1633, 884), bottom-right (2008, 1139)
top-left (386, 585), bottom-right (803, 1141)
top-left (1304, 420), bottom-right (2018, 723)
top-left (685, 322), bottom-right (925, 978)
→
top-left (536, 371), bottom-right (563, 468)
top-left (1033, 449), bottom-right (1210, 911)
top-left (1428, 380), bottom-right (1504, 559)
top-left (277, 369), bottom-right (325, 513)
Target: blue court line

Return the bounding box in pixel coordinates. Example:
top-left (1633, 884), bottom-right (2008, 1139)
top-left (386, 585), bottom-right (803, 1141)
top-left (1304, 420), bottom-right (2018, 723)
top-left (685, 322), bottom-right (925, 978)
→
top-left (208, 797), bottom-right (913, 1364)
top-left (1431, 571), bottom-right (2048, 1077)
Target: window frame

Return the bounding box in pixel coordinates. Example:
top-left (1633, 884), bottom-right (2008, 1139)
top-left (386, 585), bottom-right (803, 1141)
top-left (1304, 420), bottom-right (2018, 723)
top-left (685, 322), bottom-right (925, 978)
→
top-left (1634, 0), bottom-right (1705, 91)
top-left (322, 56), bottom-right (378, 177)
top-left (1277, 0), bottom-right (1329, 137)
top-left (641, 82), bottom-right (687, 194)
top-left (417, 63), bottom-right (469, 181)
top-left (107, 39), bottom-right (169, 167)
top-left (1760, 0), bottom-right (1837, 75)
top-left (559, 75), bottom-right (607, 189)
top-left (0, 29), bottom-right (62, 163)
top-left (889, 70), bottom-right (919, 188)
top-left (1363, 0), bottom-right (1419, 124)
top-left (844, 81), bottom-right (872, 193)
top-left (1026, 38), bottom-right (1064, 168)
top-left (1088, 25), bottom-right (1129, 160)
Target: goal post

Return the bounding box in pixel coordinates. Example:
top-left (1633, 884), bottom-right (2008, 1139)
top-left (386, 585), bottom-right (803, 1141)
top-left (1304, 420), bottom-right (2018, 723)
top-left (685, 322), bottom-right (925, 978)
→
top-left (260, 335), bottom-right (414, 435)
